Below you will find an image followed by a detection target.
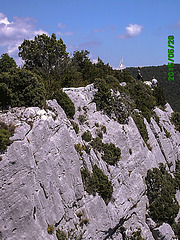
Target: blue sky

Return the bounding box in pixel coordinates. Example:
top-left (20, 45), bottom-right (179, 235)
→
top-left (0, 0), bottom-right (180, 68)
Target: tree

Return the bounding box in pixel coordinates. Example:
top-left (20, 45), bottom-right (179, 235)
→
top-left (0, 53), bottom-right (17, 73)
top-left (0, 69), bottom-right (46, 108)
top-left (0, 83), bottom-right (11, 110)
top-left (18, 33), bottom-right (69, 76)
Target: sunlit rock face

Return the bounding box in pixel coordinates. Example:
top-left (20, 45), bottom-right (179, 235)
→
top-left (0, 84), bottom-right (179, 240)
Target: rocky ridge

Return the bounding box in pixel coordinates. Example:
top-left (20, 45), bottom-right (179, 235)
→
top-left (0, 83), bottom-right (180, 240)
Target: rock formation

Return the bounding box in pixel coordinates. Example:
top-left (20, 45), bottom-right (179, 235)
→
top-left (0, 84), bottom-right (179, 239)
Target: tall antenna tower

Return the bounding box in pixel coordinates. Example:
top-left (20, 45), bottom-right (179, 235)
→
top-left (119, 57), bottom-right (125, 71)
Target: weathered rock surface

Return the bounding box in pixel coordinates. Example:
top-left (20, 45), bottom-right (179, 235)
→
top-left (0, 84), bottom-right (179, 239)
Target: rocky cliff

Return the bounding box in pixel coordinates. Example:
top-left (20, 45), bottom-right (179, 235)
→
top-left (0, 84), bottom-right (180, 240)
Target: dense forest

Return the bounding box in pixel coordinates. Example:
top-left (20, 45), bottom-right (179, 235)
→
top-left (127, 64), bottom-right (180, 112)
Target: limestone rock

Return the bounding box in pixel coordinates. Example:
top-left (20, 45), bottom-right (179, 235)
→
top-left (152, 223), bottom-right (176, 240)
top-left (0, 84), bottom-right (179, 239)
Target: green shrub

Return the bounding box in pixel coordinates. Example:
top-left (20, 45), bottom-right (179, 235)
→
top-left (74, 143), bottom-right (83, 157)
top-left (81, 165), bottom-right (113, 204)
top-left (145, 165), bottom-right (179, 225)
top-left (92, 164), bottom-right (113, 204)
top-left (93, 78), bottom-right (131, 124)
top-left (81, 130), bottom-right (92, 142)
top-left (83, 144), bottom-right (91, 154)
top-left (104, 75), bottom-right (120, 89)
top-left (172, 218), bottom-right (180, 239)
top-left (171, 112), bottom-right (180, 132)
top-left (163, 127), bottom-right (171, 138)
top-left (175, 160), bottom-right (180, 189)
top-left (47, 224), bottom-right (54, 234)
top-left (133, 112), bottom-right (149, 143)
top-left (102, 143), bottom-right (121, 165)
top-left (0, 128), bottom-right (11, 152)
top-left (70, 120), bottom-right (79, 134)
top-left (0, 122), bottom-right (15, 152)
top-left (78, 114), bottom-right (87, 124)
top-left (81, 168), bottom-right (96, 195)
top-left (130, 228), bottom-right (145, 240)
top-left (153, 86), bottom-right (166, 106)
top-left (101, 125), bottom-right (107, 134)
top-left (56, 229), bottom-right (67, 240)
top-left (153, 112), bottom-right (162, 131)
top-left (126, 81), bottom-right (156, 122)
top-left (53, 89), bottom-right (75, 118)
top-left (90, 137), bottom-right (103, 152)
top-left (0, 68), bottom-right (46, 108)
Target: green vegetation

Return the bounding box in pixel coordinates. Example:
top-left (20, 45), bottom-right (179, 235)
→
top-left (175, 160), bottom-right (180, 189)
top-left (74, 143), bottom-right (91, 156)
top-left (128, 64), bottom-right (180, 112)
top-left (78, 114), bottom-right (87, 125)
top-left (0, 53), bottom-right (17, 73)
top-left (0, 34), bottom-right (176, 127)
top-left (163, 127), bottom-right (171, 138)
top-left (171, 112), bottom-right (180, 132)
top-left (70, 120), bottom-right (79, 134)
top-left (81, 165), bottom-right (113, 204)
top-left (101, 125), bottom-right (107, 133)
top-left (102, 143), bottom-right (121, 165)
top-left (153, 112), bottom-right (162, 131)
top-left (172, 218), bottom-right (180, 239)
top-left (130, 228), bottom-right (145, 240)
top-left (93, 78), bottom-right (132, 124)
top-left (145, 164), bottom-right (179, 225)
top-left (0, 122), bottom-right (15, 152)
top-left (47, 224), bottom-right (54, 234)
top-left (125, 81), bottom-right (156, 122)
top-left (90, 137), bottom-right (121, 165)
top-left (74, 143), bottom-right (84, 157)
top-left (81, 130), bottom-right (92, 142)
top-left (132, 112), bottom-right (149, 143)
top-left (56, 229), bottom-right (67, 240)
top-left (53, 89), bottom-right (75, 118)
top-left (0, 68), bottom-right (46, 109)
top-left (90, 137), bottom-right (103, 152)
top-left (153, 86), bottom-right (166, 106)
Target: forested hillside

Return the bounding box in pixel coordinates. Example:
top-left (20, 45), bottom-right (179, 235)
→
top-left (127, 64), bottom-right (180, 112)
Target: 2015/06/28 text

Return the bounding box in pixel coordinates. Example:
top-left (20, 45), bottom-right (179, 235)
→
top-left (168, 35), bottom-right (174, 81)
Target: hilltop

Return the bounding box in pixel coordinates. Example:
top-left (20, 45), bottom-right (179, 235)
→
top-left (127, 64), bottom-right (180, 112)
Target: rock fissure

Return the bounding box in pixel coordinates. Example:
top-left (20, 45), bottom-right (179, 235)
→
top-left (103, 212), bottom-right (136, 240)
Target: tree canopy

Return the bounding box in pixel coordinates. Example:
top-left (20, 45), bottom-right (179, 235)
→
top-left (0, 53), bottom-right (17, 73)
top-left (18, 33), bottom-right (69, 76)
top-left (0, 68), bottom-right (46, 108)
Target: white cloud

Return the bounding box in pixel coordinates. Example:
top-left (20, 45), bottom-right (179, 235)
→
top-left (34, 29), bottom-right (49, 36)
top-left (0, 12), bottom-right (49, 61)
top-left (92, 59), bottom-right (98, 64)
top-left (116, 24), bottom-right (143, 39)
top-left (58, 22), bottom-right (66, 28)
top-left (57, 31), bottom-right (73, 36)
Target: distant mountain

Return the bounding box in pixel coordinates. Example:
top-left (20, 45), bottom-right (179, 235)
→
top-left (127, 64), bottom-right (180, 112)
